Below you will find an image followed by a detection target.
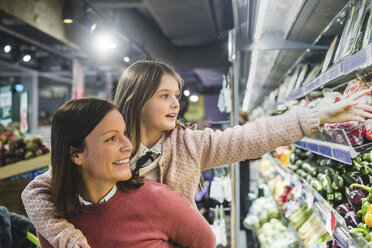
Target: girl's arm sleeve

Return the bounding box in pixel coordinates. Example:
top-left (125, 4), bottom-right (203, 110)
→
top-left (184, 107), bottom-right (320, 171)
top-left (21, 168), bottom-right (87, 248)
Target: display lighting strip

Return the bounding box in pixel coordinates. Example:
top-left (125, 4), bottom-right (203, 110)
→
top-left (242, 0), bottom-right (267, 112)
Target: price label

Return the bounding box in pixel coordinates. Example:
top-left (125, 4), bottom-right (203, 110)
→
top-left (293, 180), bottom-right (303, 199)
top-left (306, 189), bottom-right (314, 210)
top-left (284, 173), bottom-right (291, 185)
top-left (325, 210), bottom-right (336, 235)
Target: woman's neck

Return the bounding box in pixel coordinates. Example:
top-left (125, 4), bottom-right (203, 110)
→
top-left (79, 177), bottom-right (116, 204)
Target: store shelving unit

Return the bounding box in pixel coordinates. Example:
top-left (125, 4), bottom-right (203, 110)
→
top-left (264, 154), bottom-right (370, 248)
top-left (0, 153), bottom-right (50, 180)
top-left (270, 43), bottom-right (372, 112)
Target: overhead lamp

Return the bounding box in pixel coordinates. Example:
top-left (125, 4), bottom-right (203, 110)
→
top-left (94, 33), bottom-right (117, 54)
top-left (14, 84), bottom-right (24, 93)
top-left (22, 54), bottom-right (31, 62)
top-left (79, 11), bottom-right (97, 32)
top-left (190, 95), bottom-right (199, 102)
top-left (63, 0), bottom-right (74, 24)
top-left (4, 45), bottom-right (11, 53)
top-left (183, 90), bottom-right (190, 97)
top-left (123, 56), bottom-right (130, 63)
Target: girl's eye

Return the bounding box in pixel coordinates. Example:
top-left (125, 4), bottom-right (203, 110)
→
top-left (105, 136), bottom-right (116, 142)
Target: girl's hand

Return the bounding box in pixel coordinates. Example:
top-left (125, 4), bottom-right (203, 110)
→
top-left (318, 88), bottom-right (372, 125)
top-left (74, 238), bottom-right (91, 248)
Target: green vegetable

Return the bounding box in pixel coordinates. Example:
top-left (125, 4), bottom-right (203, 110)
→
top-left (334, 191), bottom-right (343, 202)
top-left (318, 174), bottom-right (333, 194)
top-left (311, 178), bottom-right (323, 193)
top-left (302, 162), bottom-right (317, 176)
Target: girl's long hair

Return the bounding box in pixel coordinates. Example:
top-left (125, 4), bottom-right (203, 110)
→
top-left (114, 59), bottom-right (184, 156)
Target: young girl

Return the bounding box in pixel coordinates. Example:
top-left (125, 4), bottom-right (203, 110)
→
top-left (36, 98), bottom-right (215, 248)
top-left (22, 60), bottom-right (372, 248)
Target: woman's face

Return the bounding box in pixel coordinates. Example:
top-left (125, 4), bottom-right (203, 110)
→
top-left (77, 109), bottom-right (133, 187)
top-left (140, 73), bottom-right (180, 135)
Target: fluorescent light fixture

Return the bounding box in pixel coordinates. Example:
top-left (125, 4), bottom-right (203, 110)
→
top-left (183, 90), bottom-right (190, 97)
top-left (190, 95), bottom-right (199, 102)
top-left (94, 34), bottom-right (116, 53)
top-left (242, 49), bottom-right (259, 111)
top-left (63, 19), bottom-right (73, 24)
top-left (123, 56), bottom-right (130, 63)
top-left (254, 0), bottom-right (268, 41)
top-left (4, 45), bottom-right (11, 53)
top-left (22, 54), bottom-right (31, 62)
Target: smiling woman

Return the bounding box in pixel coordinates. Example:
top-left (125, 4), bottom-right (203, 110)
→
top-left (34, 97), bottom-right (215, 248)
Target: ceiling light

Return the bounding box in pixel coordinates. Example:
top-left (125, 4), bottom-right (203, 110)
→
top-left (254, 0), bottom-right (268, 40)
top-left (123, 56), bottom-right (130, 63)
top-left (22, 54), bottom-right (31, 62)
top-left (183, 90), bottom-right (190, 96)
top-left (190, 95), bottom-right (199, 102)
top-left (62, 0), bottom-right (74, 24)
top-left (14, 84), bottom-right (23, 92)
top-left (94, 34), bottom-right (116, 53)
top-left (4, 45), bottom-right (11, 53)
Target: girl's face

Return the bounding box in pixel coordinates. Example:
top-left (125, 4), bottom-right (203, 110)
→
top-left (140, 73), bottom-right (180, 135)
top-left (77, 109), bottom-right (133, 189)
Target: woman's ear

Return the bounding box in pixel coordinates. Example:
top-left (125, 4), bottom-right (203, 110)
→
top-left (70, 147), bottom-right (83, 165)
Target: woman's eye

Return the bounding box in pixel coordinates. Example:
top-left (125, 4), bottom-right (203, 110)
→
top-left (106, 136), bottom-right (116, 142)
top-left (161, 94), bottom-right (168, 98)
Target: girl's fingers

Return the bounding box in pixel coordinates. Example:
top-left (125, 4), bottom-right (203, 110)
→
top-left (354, 103), bottom-right (372, 112)
top-left (350, 88), bottom-right (372, 101)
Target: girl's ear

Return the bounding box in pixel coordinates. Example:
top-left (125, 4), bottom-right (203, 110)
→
top-left (70, 147), bottom-right (83, 165)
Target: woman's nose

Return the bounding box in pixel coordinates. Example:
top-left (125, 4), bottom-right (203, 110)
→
top-left (120, 136), bottom-right (133, 152)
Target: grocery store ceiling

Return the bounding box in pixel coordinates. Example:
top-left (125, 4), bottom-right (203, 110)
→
top-left (0, 0), bottom-right (233, 96)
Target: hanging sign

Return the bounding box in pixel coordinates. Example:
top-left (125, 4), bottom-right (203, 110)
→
top-left (0, 85), bottom-right (12, 126)
top-left (20, 91), bottom-right (28, 133)
top-left (72, 59), bottom-right (85, 99)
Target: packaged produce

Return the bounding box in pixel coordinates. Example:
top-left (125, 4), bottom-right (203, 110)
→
top-left (334, 6), bottom-right (356, 63)
top-left (362, 2), bottom-right (372, 48)
top-left (321, 36), bottom-right (338, 73)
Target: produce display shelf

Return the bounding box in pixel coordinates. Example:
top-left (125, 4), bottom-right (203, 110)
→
top-left (264, 154), bottom-right (370, 248)
top-left (293, 138), bottom-right (358, 165)
top-left (0, 153), bottom-right (50, 180)
top-left (267, 179), bottom-right (306, 248)
top-left (268, 43), bottom-right (372, 112)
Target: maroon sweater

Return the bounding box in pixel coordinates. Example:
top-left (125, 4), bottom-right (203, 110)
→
top-left (38, 179), bottom-right (215, 248)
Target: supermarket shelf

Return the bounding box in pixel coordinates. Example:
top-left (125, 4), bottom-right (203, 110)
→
top-left (292, 138), bottom-right (358, 165)
top-left (268, 43), bottom-right (372, 112)
top-left (0, 153), bottom-right (50, 180)
top-left (265, 154), bottom-right (370, 248)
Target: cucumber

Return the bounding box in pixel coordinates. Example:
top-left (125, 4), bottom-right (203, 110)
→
top-left (332, 175), bottom-right (344, 190)
top-left (306, 174), bottom-right (313, 184)
top-left (327, 193), bottom-right (334, 201)
top-left (311, 178), bottom-right (323, 193)
top-left (302, 162), bottom-right (318, 177)
top-left (318, 174), bottom-right (333, 194)
top-left (334, 192), bottom-right (343, 202)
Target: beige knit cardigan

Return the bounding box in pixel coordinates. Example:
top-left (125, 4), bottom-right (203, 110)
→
top-left (21, 107), bottom-right (320, 248)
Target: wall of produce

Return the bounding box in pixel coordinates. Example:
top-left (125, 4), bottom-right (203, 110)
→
top-left (248, 145), bottom-right (372, 248)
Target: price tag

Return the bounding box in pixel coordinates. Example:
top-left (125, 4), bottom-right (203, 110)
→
top-left (284, 173), bottom-right (291, 185)
top-left (293, 180), bottom-right (303, 199)
top-left (325, 210), bottom-right (336, 235)
top-left (306, 189), bottom-right (314, 210)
